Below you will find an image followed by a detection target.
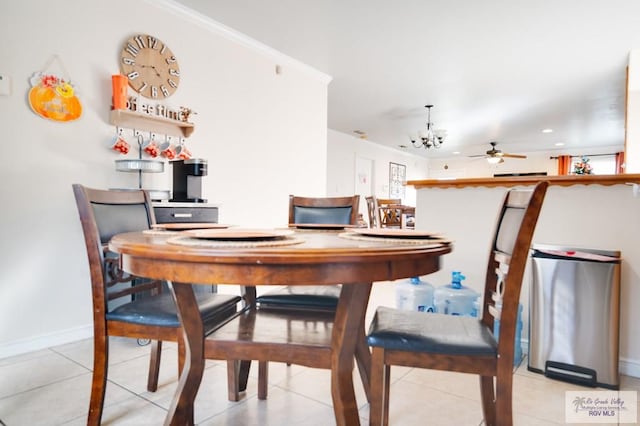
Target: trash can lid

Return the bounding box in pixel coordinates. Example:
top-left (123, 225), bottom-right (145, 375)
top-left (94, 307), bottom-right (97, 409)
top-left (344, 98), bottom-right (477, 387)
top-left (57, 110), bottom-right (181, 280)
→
top-left (533, 248), bottom-right (619, 263)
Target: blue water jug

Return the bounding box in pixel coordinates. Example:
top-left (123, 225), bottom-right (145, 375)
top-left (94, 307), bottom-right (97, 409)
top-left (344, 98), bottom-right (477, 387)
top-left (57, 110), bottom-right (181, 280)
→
top-left (396, 276), bottom-right (435, 312)
top-left (492, 303), bottom-right (523, 366)
top-left (433, 272), bottom-right (479, 316)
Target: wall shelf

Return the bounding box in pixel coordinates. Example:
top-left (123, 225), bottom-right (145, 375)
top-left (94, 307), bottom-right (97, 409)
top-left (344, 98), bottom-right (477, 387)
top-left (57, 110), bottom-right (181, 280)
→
top-left (110, 109), bottom-right (194, 138)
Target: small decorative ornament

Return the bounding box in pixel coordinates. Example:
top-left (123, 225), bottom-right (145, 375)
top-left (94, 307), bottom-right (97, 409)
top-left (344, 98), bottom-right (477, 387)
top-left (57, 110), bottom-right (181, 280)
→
top-left (179, 106), bottom-right (197, 123)
top-left (573, 156), bottom-right (593, 175)
top-left (28, 55), bottom-right (82, 122)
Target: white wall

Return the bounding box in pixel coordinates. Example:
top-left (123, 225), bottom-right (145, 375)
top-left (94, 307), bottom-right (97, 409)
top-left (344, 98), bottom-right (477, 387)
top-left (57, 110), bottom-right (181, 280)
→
top-left (627, 50), bottom-right (640, 173)
top-left (0, 0), bottom-right (329, 357)
top-left (327, 129), bottom-right (429, 220)
top-left (414, 184), bottom-right (640, 377)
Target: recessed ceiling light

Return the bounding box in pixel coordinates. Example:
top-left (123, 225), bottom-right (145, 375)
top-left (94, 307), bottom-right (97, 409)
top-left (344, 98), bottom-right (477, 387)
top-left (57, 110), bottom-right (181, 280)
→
top-left (452, 151), bottom-right (460, 155)
top-left (555, 142), bottom-right (564, 146)
top-left (542, 128), bottom-right (553, 133)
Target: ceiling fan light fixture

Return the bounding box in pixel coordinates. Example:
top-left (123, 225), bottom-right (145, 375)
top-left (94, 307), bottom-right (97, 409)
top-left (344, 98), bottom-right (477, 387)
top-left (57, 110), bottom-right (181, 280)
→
top-left (410, 104), bottom-right (446, 149)
top-left (487, 156), bottom-right (503, 164)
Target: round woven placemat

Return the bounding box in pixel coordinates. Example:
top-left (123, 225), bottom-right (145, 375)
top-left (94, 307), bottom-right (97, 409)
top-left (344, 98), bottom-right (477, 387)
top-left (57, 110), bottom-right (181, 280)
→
top-left (338, 232), bottom-right (451, 246)
top-left (167, 235), bottom-right (305, 248)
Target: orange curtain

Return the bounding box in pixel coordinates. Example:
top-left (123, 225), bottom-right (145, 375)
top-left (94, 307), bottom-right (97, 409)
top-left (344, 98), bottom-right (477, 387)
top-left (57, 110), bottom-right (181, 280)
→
top-left (615, 152), bottom-right (625, 174)
top-left (557, 155), bottom-right (572, 176)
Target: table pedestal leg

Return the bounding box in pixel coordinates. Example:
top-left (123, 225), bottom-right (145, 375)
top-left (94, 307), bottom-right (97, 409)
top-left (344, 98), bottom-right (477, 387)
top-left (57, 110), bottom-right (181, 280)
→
top-left (331, 283), bottom-right (372, 426)
top-left (165, 282), bottom-right (204, 426)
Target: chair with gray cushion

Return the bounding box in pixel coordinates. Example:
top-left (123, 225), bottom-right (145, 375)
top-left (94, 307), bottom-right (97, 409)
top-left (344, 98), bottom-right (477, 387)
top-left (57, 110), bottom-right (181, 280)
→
top-left (249, 195), bottom-right (370, 400)
top-left (256, 195), bottom-right (360, 311)
top-left (367, 181), bottom-right (548, 426)
top-left (73, 184), bottom-right (242, 425)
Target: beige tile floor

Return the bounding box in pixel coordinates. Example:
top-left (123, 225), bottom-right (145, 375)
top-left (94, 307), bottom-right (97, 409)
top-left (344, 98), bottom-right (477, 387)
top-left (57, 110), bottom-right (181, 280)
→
top-left (1, 282), bottom-right (638, 425)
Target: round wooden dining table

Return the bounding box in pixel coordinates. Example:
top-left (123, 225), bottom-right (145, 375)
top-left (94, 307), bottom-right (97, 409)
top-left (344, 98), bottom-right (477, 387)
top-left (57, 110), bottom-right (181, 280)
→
top-left (109, 228), bottom-right (452, 426)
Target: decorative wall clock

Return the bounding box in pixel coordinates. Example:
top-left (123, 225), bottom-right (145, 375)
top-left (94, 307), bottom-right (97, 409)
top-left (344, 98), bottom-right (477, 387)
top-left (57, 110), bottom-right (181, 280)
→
top-left (119, 34), bottom-right (180, 99)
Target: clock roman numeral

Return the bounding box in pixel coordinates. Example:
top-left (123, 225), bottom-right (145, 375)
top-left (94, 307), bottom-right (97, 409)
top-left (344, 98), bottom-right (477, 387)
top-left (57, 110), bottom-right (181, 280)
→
top-left (147, 36), bottom-right (158, 49)
top-left (127, 71), bottom-right (140, 80)
top-left (151, 86), bottom-right (158, 98)
top-left (169, 69), bottom-right (180, 77)
top-left (125, 43), bottom-right (139, 57)
top-left (160, 44), bottom-right (167, 55)
top-left (134, 35), bottom-right (146, 49)
top-left (160, 85), bottom-right (170, 97)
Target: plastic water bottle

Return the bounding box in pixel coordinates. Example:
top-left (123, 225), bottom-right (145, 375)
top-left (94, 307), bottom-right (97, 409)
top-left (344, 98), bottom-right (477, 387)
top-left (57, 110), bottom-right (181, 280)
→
top-left (433, 271), bottom-right (480, 316)
top-left (395, 276), bottom-right (435, 312)
top-left (493, 302), bottom-right (523, 366)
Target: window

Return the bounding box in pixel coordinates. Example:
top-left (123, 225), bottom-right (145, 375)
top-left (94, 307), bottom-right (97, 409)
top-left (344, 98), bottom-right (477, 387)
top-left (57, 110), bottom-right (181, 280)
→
top-left (570, 155), bottom-right (616, 175)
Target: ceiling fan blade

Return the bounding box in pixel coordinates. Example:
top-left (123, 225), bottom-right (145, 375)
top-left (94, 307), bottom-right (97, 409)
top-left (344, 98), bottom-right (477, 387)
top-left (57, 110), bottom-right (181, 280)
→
top-left (502, 153), bottom-right (527, 159)
top-left (468, 154), bottom-right (488, 158)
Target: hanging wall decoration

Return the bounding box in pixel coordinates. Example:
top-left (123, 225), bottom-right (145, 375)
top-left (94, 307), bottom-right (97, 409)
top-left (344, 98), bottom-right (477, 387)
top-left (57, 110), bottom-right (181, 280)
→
top-left (28, 55), bottom-right (82, 122)
top-left (389, 162), bottom-right (406, 199)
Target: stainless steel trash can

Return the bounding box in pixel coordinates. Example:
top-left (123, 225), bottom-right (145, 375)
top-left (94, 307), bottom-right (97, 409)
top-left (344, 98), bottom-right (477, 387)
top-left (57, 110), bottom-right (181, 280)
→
top-left (528, 244), bottom-right (621, 389)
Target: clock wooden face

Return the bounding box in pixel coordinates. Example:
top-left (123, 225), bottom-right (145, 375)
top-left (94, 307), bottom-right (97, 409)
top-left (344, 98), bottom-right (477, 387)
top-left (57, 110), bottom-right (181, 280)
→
top-left (119, 34), bottom-right (180, 99)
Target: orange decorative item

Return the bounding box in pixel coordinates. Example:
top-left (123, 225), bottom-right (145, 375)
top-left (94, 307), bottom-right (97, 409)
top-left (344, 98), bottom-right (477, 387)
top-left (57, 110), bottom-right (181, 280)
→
top-left (176, 144), bottom-right (192, 160)
top-left (143, 139), bottom-right (160, 158)
top-left (111, 74), bottom-right (128, 110)
top-left (112, 137), bottom-right (130, 154)
top-left (28, 72), bottom-right (82, 122)
top-left (160, 142), bottom-right (176, 160)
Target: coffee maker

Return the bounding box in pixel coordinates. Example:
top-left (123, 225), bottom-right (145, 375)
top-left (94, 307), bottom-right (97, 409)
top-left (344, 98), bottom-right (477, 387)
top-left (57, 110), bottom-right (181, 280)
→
top-left (170, 159), bottom-right (207, 202)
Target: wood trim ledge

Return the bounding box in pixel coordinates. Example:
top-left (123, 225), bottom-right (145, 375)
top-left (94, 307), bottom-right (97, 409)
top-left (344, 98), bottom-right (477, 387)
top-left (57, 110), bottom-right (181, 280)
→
top-left (408, 174), bottom-right (640, 189)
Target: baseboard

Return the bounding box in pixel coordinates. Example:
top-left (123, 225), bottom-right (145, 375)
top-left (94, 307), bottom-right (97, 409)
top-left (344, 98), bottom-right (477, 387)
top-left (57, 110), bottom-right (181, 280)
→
top-left (0, 324), bottom-right (93, 360)
top-left (520, 338), bottom-right (640, 379)
top-left (619, 357), bottom-right (640, 378)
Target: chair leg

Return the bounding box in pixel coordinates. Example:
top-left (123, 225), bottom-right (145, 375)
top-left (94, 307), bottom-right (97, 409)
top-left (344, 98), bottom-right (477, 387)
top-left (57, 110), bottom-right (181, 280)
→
top-left (493, 372), bottom-right (513, 426)
top-left (147, 340), bottom-right (162, 392)
top-left (369, 347), bottom-right (389, 426)
top-left (258, 361), bottom-right (268, 400)
top-left (238, 360), bottom-right (251, 392)
top-left (177, 338), bottom-right (186, 376)
top-left (227, 360), bottom-right (241, 401)
top-left (355, 333), bottom-right (372, 402)
top-left (479, 375), bottom-right (497, 426)
top-left (227, 360), bottom-right (252, 401)
top-left (88, 333), bottom-right (108, 426)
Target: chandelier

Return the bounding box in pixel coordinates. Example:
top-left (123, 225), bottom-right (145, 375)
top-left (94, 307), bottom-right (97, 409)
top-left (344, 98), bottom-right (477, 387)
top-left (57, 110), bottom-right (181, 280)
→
top-left (410, 104), bottom-right (447, 149)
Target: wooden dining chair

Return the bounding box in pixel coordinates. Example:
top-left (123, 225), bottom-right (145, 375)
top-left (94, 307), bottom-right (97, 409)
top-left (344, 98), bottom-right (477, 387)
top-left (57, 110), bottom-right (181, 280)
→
top-left (256, 195), bottom-right (359, 312)
top-left (375, 198), bottom-right (403, 228)
top-left (246, 195), bottom-right (368, 400)
top-left (365, 197), bottom-right (402, 228)
top-left (365, 196), bottom-right (378, 228)
top-left (72, 184), bottom-right (242, 425)
top-left (366, 181), bottom-right (548, 426)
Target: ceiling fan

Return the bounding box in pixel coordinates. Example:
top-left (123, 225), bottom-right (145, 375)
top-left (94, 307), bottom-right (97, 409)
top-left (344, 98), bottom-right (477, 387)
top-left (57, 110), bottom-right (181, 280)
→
top-left (469, 142), bottom-right (527, 164)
